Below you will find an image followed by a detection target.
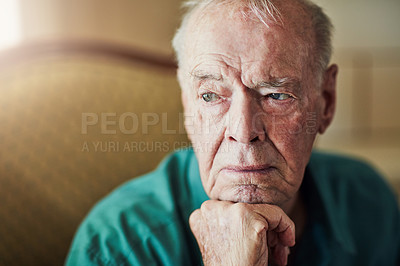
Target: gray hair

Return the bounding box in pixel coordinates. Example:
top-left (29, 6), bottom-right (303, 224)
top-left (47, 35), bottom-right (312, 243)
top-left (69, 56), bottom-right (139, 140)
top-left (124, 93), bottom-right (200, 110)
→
top-left (172, 0), bottom-right (333, 76)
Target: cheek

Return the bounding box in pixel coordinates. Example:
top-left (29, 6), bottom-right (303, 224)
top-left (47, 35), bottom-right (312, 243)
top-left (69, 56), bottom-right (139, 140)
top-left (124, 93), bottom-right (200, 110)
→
top-left (188, 103), bottom-right (228, 146)
top-left (267, 110), bottom-right (317, 170)
top-left (186, 104), bottom-right (228, 193)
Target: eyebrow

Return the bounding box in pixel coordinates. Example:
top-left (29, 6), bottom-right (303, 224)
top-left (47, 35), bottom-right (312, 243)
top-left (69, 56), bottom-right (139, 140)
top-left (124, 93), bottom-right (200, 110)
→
top-left (190, 71), bottom-right (300, 91)
top-left (254, 77), bottom-right (300, 90)
top-left (190, 70), bottom-right (223, 81)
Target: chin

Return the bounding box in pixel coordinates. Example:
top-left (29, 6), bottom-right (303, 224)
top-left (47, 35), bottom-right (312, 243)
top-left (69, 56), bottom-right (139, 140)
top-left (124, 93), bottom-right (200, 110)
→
top-left (216, 185), bottom-right (287, 205)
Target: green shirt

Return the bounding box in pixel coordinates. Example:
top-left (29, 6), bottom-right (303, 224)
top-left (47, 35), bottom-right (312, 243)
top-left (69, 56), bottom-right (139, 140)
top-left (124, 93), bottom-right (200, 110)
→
top-left (66, 148), bottom-right (400, 265)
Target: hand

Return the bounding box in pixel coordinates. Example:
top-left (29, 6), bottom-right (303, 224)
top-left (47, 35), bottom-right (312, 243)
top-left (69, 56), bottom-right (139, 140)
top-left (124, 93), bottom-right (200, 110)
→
top-left (189, 200), bottom-right (295, 266)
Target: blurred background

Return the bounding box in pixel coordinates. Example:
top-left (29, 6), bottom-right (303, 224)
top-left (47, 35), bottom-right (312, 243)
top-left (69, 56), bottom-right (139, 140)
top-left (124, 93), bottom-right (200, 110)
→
top-left (0, 0), bottom-right (399, 265)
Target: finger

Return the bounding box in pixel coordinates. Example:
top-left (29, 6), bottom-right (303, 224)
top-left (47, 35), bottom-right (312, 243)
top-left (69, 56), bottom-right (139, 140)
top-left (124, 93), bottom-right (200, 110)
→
top-left (268, 230), bottom-right (278, 247)
top-left (271, 244), bottom-right (290, 266)
top-left (249, 204), bottom-right (296, 247)
top-left (199, 199), bottom-right (231, 222)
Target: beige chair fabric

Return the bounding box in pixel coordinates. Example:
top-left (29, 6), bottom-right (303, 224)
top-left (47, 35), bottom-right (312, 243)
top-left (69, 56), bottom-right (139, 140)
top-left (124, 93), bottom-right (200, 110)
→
top-left (0, 44), bottom-right (188, 265)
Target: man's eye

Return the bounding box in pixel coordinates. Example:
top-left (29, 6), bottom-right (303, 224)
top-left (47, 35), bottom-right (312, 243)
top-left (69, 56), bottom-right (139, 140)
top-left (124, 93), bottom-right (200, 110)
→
top-left (201, 92), bottom-right (220, 103)
top-left (267, 93), bottom-right (291, 100)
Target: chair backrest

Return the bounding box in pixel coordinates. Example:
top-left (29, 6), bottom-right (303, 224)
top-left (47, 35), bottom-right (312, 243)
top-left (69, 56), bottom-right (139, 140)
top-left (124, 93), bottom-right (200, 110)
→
top-left (0, 41), bottom-right (188, 265)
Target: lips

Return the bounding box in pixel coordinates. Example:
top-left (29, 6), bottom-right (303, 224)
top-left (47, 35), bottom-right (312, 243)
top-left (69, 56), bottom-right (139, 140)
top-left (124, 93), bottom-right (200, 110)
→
top-left (222, 164), bottom-right (274, 173)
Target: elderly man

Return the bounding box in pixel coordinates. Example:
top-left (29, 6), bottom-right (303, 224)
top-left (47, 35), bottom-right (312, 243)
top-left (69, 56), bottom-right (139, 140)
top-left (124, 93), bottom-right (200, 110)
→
top-left (66, 0), bottom-right (399, 265)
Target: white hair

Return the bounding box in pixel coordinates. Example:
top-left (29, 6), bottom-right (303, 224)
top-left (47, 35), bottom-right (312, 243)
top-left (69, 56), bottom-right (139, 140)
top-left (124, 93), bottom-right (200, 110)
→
top-left (172, 0), bottom-right (333, 76)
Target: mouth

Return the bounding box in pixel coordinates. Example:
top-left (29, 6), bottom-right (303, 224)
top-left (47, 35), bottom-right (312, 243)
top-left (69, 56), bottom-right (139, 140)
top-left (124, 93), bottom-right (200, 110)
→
top-left (218, 164), bottom-right (277, 187)
top-left (223, 164), bottom-right (275, 174)
top-left (215, 165), bottom-right (281, 204)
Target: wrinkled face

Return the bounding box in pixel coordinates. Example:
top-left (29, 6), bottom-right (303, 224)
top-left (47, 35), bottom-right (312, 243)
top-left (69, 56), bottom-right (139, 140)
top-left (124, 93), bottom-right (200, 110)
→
top-left (179, 3), bottom-right (330, 210)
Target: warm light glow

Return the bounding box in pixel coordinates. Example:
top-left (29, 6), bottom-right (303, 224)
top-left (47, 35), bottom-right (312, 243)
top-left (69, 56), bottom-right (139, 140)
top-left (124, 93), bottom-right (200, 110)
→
top-left (0, 0), bottom-right (21, 50)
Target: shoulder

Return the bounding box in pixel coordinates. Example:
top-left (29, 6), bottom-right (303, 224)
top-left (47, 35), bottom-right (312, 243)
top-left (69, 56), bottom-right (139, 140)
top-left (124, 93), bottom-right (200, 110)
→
top-left (309, 150), bottom-right (394, 196)
top-left (308, 150), bottom-right (400, 263)
top-left (309, 150), bottom-right (381, 177)
top-left (66, 148), bottom-right (196, 265)
top-left (308, 150), bottom-right (398, 210)
top-left (89, 147), bottom-right (195, 228)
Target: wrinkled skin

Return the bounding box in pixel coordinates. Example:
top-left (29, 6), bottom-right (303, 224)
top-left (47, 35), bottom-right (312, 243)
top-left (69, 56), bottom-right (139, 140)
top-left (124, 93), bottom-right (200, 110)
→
top-left (178, 1), bottom-right (337, 265)
top-left (190, 200), bottom-right (295, 265)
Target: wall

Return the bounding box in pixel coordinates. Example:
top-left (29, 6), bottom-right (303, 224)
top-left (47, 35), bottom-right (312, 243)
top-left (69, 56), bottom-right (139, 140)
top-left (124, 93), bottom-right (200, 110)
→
top-left (313, 0), bottom-right (400, 187)
top-left (18, 0), bottom-right (182, 55)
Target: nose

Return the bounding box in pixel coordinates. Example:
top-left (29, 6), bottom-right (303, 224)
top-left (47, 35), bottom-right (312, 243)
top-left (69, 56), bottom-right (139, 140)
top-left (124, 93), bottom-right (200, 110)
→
top-left (225, 92), bottom-right (266, 143)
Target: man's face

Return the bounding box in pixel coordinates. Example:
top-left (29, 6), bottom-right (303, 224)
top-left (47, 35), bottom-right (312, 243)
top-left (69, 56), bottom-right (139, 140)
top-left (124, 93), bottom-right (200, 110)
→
top-left (179, 3), bottom-right (329, 209)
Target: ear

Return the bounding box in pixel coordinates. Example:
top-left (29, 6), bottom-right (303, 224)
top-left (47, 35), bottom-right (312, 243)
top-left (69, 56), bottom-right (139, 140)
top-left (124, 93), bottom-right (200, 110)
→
top-left (318, 64), bottom-right (338, 134)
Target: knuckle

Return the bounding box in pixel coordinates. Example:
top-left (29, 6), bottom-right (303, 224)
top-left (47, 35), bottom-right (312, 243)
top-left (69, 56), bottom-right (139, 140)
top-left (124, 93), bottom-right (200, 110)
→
top-left (200, 200), bottom-right (210, 212)
top-left (189, 209), bottom-right (200, 224)
top-left (268, 204), bottom-right (281, 213)
top-left (288, 218), bottom-right (295, 229)
top-left (253, 220), bottom-right (267, 234)
top-left (231, 202), bottom-right (248, 216)
top-left (288, 219), bottom-right (296, 235)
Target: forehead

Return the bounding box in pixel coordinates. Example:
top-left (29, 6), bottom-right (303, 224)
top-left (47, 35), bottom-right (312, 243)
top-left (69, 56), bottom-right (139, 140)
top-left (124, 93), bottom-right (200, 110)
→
top-left (182, 2), bottom-right (314, 82)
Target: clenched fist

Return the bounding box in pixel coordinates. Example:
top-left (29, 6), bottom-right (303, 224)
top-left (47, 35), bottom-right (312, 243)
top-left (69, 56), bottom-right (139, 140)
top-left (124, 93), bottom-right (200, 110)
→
top-left (189, 200), bottom-right (295, 266)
